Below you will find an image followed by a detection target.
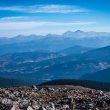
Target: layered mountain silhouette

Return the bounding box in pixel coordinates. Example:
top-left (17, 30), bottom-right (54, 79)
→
top-left (0, 30), bottom-right (110, 86)
top-left (59, 45), bottom-right (93, 55)
top-left (0, 30), bottom-right (110, 55)
top-left (0, 44), bottom-right (110, 84)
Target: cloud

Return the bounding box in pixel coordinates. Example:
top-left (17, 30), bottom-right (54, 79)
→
top-left (0, 5), bottom-right (87, 13)
top-left (0, 21), bottom-right (44, 30)
top-left (46, 21), bottom-right (95, 26)
top-left (0, 16), bottom-right (27, 21)
top-left (0, 20), bottom-right (95, 30)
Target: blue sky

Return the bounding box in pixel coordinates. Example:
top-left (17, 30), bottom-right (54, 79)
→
top-left (0, 0), bottom-right (110, 37)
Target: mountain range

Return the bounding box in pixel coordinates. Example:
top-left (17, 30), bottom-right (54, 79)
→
top-left (0, 44), bottom-right (110, 84)
top-left (0, 30), bottom-right (110, 86)
top-left (0, 30), bottom-right (110, 55)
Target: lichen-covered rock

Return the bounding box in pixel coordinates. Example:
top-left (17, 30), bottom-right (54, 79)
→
top-left (0, 85), bottom-right (110, 110)
top-left (2, 98), bottom-right (12, 105)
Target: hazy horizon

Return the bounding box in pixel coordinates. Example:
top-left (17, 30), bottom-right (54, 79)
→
top-left (1, 30), bottom-right (110, 38)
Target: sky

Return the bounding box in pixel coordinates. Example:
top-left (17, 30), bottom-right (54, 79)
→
top-left (0, 0), bottom-right (110, 37)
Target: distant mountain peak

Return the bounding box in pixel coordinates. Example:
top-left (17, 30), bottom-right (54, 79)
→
top-left (63, 30), bottom-right (86, 38)
top-left (74, 30), bottom-right (85, 33)
top-left (63, 31), bottom-right (74, 37)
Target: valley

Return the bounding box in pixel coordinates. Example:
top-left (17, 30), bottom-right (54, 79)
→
top-left (0, 31), bottom-right (110, 85)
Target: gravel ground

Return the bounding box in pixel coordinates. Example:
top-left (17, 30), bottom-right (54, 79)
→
top-left (0, 85), bottom-right (110, 110)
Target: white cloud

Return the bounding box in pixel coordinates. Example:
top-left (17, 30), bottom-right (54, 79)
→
top-left (46, 21), bottom-right (95, 26)
top-left (0, 16), bottom-right (27, 21)
top-left (0, 21), bottom-right (95, 30)
top-left (0, 5), bottom-right (87, 13)
top-left (0, 21), bottom-right (44, 30)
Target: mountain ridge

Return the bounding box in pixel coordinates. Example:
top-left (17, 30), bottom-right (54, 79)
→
top-left (81, 68), bottom-right (110, 82)
top-left (0, 30), bottom-right (110, 55)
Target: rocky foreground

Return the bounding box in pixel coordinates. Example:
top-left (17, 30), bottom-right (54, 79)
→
top-left (0, 85), bottom-right (110, 110)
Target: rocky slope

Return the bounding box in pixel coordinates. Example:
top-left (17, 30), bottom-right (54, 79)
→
top-left (0, 85), bottom-right (110, 110)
